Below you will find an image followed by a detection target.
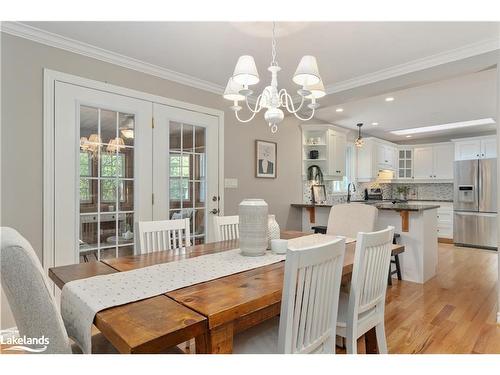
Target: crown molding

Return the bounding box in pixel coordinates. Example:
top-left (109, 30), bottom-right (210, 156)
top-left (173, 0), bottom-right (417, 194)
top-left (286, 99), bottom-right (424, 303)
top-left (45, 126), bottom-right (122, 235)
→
top-left (2, 21), bottom-right (498, 99)
top-left (0, 21), bottom-right (225, 96)
top-left (325, 36), bottom-right (500, 95)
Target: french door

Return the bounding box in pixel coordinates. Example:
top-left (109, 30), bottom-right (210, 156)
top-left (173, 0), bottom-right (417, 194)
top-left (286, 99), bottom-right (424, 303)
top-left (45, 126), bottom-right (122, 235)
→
top-left (152, 104), bottom-right (220, 244)
top-left (53, 82), bottom-right (220, 267)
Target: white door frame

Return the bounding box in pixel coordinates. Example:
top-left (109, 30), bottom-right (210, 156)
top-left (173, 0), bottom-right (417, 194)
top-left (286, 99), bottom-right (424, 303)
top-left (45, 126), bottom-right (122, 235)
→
top-left (43, 69), bottom-right (224, 271)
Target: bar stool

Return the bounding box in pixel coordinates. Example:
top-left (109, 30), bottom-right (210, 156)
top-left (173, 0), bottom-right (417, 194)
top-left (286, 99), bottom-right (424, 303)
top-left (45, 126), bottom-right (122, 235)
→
top-left (311, 225), bottom-right (327, 234)
top-left (388, 233), bottom-right (402, 285)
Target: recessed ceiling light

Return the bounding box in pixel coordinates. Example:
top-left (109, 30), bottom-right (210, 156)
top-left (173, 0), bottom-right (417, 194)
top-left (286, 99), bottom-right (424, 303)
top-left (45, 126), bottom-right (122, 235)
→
top-left (335, 108), bottom-right (343, 113)
top-left (385, 97), bottom-right (395, 102)
top-left (406, 135), bottom-right (412, 138)
top-left (372, 122), bottom-right (379, 126)
top-left (390, 118), bottom-right (496, 136)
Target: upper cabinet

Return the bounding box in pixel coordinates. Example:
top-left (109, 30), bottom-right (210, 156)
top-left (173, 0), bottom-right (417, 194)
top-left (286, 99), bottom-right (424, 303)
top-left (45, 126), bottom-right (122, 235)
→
top-left (301, 124), bottom-right (348, 180)
top-left (397, 148), bottom-right (413, 179)
top-left (357, 138), bottom-right (397, 181)
top-left (454, 136), bottom-right (497, 160)
top-left (413, 143), bottom-right (454, 180)
top-left (327, 130), bottom-right (346, 177)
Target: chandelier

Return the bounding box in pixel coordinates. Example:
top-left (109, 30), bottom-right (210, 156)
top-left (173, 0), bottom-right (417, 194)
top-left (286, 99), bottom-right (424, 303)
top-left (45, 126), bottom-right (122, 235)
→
top-left (223, 22), bottom-right (325, 133)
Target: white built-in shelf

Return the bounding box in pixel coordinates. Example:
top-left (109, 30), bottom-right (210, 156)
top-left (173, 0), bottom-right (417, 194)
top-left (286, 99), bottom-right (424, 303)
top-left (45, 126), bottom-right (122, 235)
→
top-left (303, 158), bottom-right (326, 161)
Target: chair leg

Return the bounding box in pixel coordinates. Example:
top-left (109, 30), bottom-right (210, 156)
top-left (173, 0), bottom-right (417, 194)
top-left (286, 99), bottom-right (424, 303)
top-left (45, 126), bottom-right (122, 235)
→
top-left (345, 335), bottom-right (357, 354)
top-left (394, 254), bottom-right (402, 280)
top-left (387, 270), bottom-right (392, 286)
top-left (375, 322), bottom-right (388, 354)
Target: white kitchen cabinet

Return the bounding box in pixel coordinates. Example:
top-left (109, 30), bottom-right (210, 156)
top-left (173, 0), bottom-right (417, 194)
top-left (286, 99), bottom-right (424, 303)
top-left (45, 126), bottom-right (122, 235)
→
top-left (328, 130), bottom-right (346, 177)
top-left (481, 138), bottom-right (497, 158)
top-left (376, 143), bottom-right (396, 170)
top-left (414, 143), bottom-right (453, 180)
top-left (397, 148), bottom-right (413, 179)
top-left (433, 144), bottom-right (454, 179)
top-left (454, 136), bottom-right (496, 160)
top-left (357, 137), bottom-right (398, 181)
top-left (408, 201), bottom-right (453, 239)
top-left (414, 146), bottom-right (434, 179)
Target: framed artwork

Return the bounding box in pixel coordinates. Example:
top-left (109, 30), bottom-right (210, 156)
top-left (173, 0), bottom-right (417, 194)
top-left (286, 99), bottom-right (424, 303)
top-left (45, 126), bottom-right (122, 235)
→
top-left (311, 184), bottom-right (326, 204)
top-left (255, 140), bottom-right (277, 178)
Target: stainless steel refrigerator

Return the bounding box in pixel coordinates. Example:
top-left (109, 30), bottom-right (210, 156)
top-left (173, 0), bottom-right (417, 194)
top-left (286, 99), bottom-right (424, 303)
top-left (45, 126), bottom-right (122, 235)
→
top-left (454, 158), bottom-right (497, 249)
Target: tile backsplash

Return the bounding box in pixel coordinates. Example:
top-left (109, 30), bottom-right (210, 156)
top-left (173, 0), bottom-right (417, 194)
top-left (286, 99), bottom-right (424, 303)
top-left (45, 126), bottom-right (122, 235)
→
top-left (303, 181), bottom-right (453, 204)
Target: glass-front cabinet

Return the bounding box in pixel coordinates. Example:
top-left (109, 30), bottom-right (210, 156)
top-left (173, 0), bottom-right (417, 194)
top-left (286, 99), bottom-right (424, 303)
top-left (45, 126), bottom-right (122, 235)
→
top-left (398, 148), bottom-right (413, 179)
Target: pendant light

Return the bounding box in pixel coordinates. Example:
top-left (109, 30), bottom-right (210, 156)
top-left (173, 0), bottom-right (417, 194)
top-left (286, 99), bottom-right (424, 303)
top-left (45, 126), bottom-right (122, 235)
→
top-left (355, 123), bottom-right (364, 148)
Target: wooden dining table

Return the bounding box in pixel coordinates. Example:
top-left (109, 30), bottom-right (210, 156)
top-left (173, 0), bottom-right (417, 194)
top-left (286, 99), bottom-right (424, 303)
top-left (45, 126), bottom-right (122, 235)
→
top-left (49, 230), bottom-right (405, 354)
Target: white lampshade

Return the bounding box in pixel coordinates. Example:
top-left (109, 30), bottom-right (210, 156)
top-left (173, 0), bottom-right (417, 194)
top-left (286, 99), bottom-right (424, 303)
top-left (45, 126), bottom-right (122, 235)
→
top-left (305, 80), bottom-right (326, 99)
top-left (232, 55), bottom-right (259, 86)
top-left (223, 78), bottom-right (245, 101)
top-left (293, 55), bottom-right (321, 86)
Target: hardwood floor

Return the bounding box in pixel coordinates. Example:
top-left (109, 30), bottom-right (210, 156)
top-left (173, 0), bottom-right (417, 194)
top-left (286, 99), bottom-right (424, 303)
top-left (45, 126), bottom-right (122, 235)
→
top-left (384, 243), bottom-right (500, 354)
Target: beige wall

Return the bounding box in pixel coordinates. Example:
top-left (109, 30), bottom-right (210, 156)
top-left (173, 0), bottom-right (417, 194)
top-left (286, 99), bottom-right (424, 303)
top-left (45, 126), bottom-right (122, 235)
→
top-left (0, 33), bottom-right (303, 328)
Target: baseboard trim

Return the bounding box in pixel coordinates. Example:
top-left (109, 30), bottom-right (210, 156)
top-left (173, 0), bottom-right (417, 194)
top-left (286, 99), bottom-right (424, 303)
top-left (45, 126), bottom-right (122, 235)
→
top-left (438, 238), bottom-right (454, 244)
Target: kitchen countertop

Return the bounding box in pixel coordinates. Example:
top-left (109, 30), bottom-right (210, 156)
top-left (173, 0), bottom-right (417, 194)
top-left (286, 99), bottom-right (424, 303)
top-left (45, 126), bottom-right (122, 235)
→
top-left (374, 203), bottom-right (440, 211)
top-left (291, 202), bottom-right (440, 211)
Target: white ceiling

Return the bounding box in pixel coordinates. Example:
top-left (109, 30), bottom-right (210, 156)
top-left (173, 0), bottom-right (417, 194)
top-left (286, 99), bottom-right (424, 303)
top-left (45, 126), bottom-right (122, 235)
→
top-left (21, 21), bottom-right (499, 95)
top-left (16, 21), bottom-right (499, 143)
top-left (316, 68), bottom-right (497, 142)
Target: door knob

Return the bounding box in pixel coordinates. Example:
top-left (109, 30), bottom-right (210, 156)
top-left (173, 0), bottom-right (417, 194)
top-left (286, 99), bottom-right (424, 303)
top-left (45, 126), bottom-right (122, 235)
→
top-left (210, 208), bottom-right (220, 215)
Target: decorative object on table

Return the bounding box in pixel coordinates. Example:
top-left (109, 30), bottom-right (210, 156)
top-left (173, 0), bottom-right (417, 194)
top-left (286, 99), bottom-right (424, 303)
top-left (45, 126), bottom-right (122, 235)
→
top-left (239, 199), bottom-right (268, 256)
top-left (271, 239), bottom-right (288, 254)
top-left (222, 22), bottom-right (325, 133)
top-left (396, 186), bottom-right (410, 201)
top-left (354, 123), bottom-right (364, 148)
top-left (267, 214), bottom-right (280, 249)
top-left (306, 165), bottom-right (324, 184)
top-left (255, 140), bottom-right (277, 178)
top-left (309, 150), bottom-right (319, 159)
top-left (311, 184), bottom-right (327, 204)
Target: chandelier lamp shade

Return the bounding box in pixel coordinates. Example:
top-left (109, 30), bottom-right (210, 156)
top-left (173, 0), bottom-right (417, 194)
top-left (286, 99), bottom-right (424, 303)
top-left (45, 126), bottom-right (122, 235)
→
top-left (223, 22), bottom-right (325, 133)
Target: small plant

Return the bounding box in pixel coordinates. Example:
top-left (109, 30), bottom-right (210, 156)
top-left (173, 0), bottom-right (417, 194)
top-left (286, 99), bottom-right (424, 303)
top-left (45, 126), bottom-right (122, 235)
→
top-left (396, 185), bottom-right (410, 199)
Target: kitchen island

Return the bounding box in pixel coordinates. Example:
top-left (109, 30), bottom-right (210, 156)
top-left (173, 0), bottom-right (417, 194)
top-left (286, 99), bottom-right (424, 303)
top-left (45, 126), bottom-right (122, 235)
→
top-left (291, 202), bottom-right (440, 283)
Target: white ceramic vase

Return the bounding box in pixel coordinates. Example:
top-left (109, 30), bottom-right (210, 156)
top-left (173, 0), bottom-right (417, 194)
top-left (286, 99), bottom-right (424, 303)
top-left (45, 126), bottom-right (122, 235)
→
top-left (267, 215), bottom-right (280, 249)
top-left (239, 199), bottom-right (268, 256)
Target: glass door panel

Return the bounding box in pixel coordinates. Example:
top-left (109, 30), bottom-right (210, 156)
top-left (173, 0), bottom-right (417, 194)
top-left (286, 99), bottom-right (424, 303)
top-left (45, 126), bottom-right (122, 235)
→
top-left (78, 106), bottom-right (136, 262)
top-left (153, 104), bottom-right (219, 244)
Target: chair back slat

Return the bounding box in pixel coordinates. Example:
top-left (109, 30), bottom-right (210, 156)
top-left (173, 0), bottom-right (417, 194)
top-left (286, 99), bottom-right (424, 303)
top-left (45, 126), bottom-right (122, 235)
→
top-left (137, 219), bottom-right (191, 254)
top-left (278, 234), bottom-right (345, 354)
top-left (349, 226), bottom-right (395, 316)
top-left (213, 215), bottom-right (239, 242)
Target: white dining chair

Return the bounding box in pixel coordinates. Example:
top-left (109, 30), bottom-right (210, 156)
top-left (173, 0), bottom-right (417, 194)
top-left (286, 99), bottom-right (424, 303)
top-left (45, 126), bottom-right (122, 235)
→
top-left (326, 203), bottom-right (378, 238)
top-left (336, 226), bottom-right (395, 354)
top-left (213, 215), bottom-right (239, 242)
top-left (137, 218), bottom-right (191, 254)
top-left (232, 234), bottom-right (346, 354)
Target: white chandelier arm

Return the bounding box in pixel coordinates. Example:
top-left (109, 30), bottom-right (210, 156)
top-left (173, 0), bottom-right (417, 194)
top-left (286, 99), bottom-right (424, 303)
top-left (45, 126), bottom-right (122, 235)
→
top-left (279, 89), bottom-right (305, 114)
top-left (235, 110), bottom-right (258, 123)
top-left (244, 94), bottom-right (264, 113)
top-left (293, 108), bottom-right (315, 121)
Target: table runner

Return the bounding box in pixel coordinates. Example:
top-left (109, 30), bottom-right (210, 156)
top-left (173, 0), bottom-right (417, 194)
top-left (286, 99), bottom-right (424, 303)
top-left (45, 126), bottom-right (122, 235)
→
top-left (61, 248), bottom-right (287, 353)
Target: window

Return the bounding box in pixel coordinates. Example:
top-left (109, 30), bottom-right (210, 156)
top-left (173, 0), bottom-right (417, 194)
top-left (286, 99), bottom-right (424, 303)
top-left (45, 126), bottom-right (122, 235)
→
top-left (170, 155), bottom-right (190, 200)
top-left (332, 144), bottom-right (354, 193)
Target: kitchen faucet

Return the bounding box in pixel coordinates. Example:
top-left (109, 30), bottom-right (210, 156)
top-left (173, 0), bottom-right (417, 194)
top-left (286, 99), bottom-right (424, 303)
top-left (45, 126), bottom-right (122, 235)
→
top-left (347, 182), bottom-right (356, 203)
